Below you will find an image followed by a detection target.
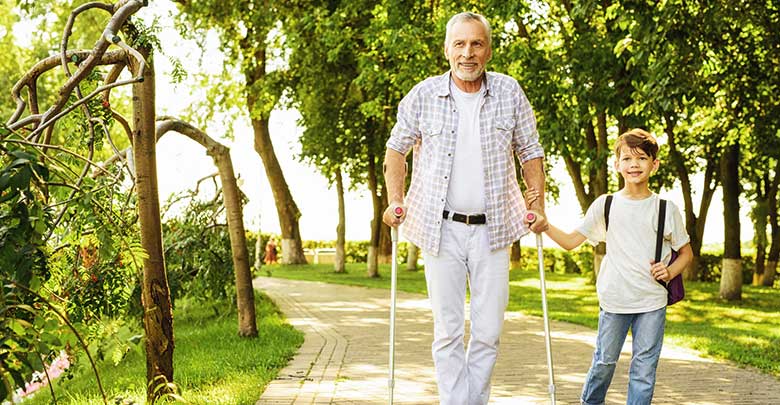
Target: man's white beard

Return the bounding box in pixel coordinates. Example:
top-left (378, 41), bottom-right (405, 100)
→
top-left (453, 67), bottom-right (483, 83)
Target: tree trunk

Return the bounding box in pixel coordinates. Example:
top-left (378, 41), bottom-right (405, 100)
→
top-left (665, 117), bottom-right (720, 282)
top-left (244, 43), bottom-right (306, 265)
top-left (250, 115), bottom-right (306, 264)
top-left (406, 243), bottom-right (419, 271)
top-left (764, 261), bottom-right (778, 287)
top-left (592, 242), bottom-right (606, 284)
top-left (754, 244), bottom-right (766, 285)
top-left (589, 113), bottom-right (609, 285)
top-left (367, 244), bottom-right (378, 277)
top-left (155, 119), bottom-right (258, 337)
top-left (378, 184), bottom-right (392, 264)
top-left (254, 222), bottom-right (263, 273)
top-left (763, 160), bottom-right (779, 287)
top-left (594, 111), bottom-right (609, 196)
top-left (720, 143), bottom-right (742, 300)
top-left (212, 149), bottom-right (257, 337)
top-left (131, 49), bottom-right (174, 402)
top-left (510, 240), bottom-right (521, 269)
top-left (366, 152), bottom-right (381, 277)
top-left (687, 255), bottom-right (701, 282)
top-left (751, 186), bottom-right (768, 286)
top-left (335, 170), bottom-right (346, 273)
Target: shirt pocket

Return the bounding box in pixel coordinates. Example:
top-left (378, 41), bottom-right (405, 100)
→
top-left (420, 119), bottom-right (444, 137)
top-left (493, 116), bottom-right (515, 150)
top-left (419, 119), bottom-right (445, 153)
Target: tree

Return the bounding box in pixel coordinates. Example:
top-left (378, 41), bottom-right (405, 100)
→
top-left (156, 117), bottom-right (257, 336)
top-left (497, 1), bottom-right (643, 281)
top-left (282, 1), bottom-right (370, 273)
top-left (353, 1), bottom-right (442, 275)
top-left (125, 19), bottom-right (177, 400)
top-left (2, 1), bottom-right (177, 401)
top-left (174, 0), bottom-right (308, 264)
top-left (619, 1), bottom-right (727, 281)
top-left (706, 0), bottom-right (780, 299)
top-left (764, 160), bottom-right (780, 287)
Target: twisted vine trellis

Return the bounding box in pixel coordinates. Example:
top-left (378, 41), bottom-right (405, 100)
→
top-left (2, 0), bottom-right (258, 402)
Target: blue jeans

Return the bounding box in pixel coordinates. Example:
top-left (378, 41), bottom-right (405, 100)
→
top-left (581, 307), bottom-right (666, 405)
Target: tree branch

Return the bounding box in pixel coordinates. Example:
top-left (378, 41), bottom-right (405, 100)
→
top-left (8, 0), bottom-right (146, 140)
top-left (7, 50), bottom-right (127, 128)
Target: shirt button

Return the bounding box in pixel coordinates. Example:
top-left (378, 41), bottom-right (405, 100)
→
top-left (444, 176), bottom-right (448, 179)
top-left (451, 130), bottom-right (455, 134)
top-left (447, 153), bottom-right (452, 156)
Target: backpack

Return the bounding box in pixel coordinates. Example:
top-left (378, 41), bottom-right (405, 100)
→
top-left (605, 195), bottom-right (684, 305)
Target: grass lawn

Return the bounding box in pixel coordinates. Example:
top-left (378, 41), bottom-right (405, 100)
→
top-left (21, 291), bottom-right (303, 405)
top-left (267, 262), bottom-right (780, 378)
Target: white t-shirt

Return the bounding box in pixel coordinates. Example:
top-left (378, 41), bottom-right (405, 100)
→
top-left (445, 79), bottom-right (486, 214)
top-left (577, 193), bottom-right (690, 314)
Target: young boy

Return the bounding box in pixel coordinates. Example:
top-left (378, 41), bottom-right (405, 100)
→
top-left (526, 128), bottom-right (693, 404)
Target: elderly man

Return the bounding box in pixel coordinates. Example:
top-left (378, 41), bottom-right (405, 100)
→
top-left (383, 11), bottom-right (548, 405)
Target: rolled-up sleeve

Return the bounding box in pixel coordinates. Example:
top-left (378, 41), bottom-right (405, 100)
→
top-left (511, 84), bottom-right (544, 163)
top-left (386, 86), bottom-right (421, 155)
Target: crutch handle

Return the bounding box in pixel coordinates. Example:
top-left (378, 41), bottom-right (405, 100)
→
top-left (393, 206), bottom-right (404, 218)
top-left (526, 212), bottom-right (537, 223)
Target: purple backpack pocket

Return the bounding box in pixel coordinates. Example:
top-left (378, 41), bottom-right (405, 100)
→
top-left (659, 249), bottom-right (684, 305)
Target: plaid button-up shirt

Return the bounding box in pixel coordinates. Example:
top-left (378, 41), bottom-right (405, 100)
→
top-left (386, 71), bottom-right (544, 255)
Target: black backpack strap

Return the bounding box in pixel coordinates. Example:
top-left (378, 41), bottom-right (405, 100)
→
top-left (656, 199), bottom-right (667, 263)
top-left (604, 194), bottom-right (613, 231)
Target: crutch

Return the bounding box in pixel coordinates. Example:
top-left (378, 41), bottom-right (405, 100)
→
top-left (526, 212), bottom-right (556, 404)
top-left (388, 206), bottom-right (404, 404)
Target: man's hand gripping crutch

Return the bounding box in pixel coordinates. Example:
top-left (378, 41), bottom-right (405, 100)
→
top-left (525, 188), bottom-right (557, 404)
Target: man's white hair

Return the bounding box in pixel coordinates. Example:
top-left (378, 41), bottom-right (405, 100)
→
top-left (444, 12), bottom-right (492, 48)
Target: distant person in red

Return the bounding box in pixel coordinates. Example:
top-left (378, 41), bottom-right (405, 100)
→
top-left (264, 238), bottom-right (278, 265)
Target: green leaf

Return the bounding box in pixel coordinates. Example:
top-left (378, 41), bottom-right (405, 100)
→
top-left (0, 377), bottom-right (8, 401)
top-left (9, 168), bottom-right (31, 190)
top-left (9, 319), bottom-right (32, 335)
top-left (0, 172), bottom-right (11, 190)
top-left (8, 157), bottom-right (31, 169)
top-left (9, 369), bottom-right (26, 392)
top-left (28, 275), bottom-right (42, 291)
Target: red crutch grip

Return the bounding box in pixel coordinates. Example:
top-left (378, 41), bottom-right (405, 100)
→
top-left (394, 206), bottom-right (404, 218)
top-left (526, 212), bottom-right (536, 223)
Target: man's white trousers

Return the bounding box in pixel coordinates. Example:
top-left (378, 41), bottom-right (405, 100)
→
top-left (423, 219), bottom-right (510, 405)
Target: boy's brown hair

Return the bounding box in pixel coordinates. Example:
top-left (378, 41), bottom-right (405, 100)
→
top-left (614, 128), bottom-right (659, 160)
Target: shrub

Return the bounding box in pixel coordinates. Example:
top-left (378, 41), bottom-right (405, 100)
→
top-left (698, 253), bottom-right (754, 284)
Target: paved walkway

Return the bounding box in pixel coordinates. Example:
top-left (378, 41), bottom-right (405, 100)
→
top-left (254, 276), bottom-right (780, 404)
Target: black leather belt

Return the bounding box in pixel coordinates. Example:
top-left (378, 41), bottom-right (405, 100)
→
top-left (443, 210), bottom-right (486, 225)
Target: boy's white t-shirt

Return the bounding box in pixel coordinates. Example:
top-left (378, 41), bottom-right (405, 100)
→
top-left (577, 193), bottom-right (690, 314)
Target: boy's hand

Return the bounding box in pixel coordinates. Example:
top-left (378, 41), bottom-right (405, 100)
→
top-left (525, 188), bottom-right (540, 207)
top-left (524, 188), bottom-right (549, 233)
top-left (650, 261), bottom-right (671, 282)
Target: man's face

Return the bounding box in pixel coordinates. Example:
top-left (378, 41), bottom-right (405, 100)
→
top-left (444, 20), bottom-right (492, 83)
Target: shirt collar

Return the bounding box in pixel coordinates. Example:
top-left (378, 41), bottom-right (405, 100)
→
top-left (435, 71), bottom-right (493, 98)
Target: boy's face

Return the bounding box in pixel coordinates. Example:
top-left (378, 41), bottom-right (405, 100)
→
top-left (615, 145), bottom-right (659, 185)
